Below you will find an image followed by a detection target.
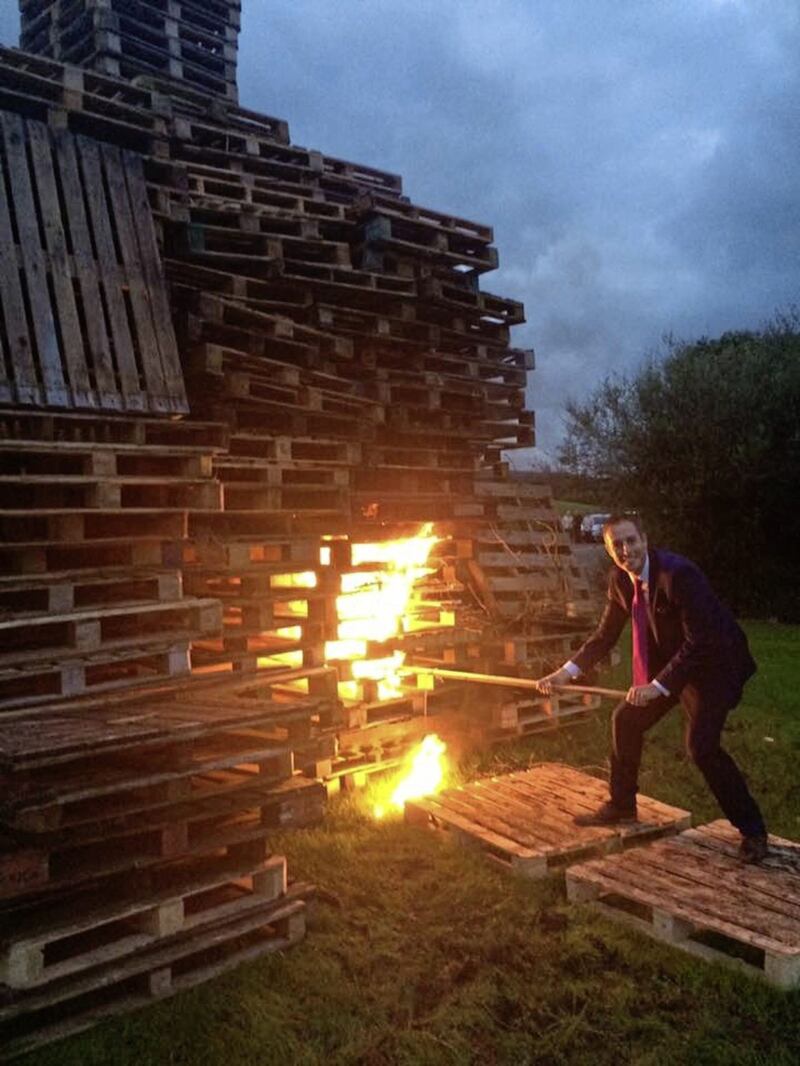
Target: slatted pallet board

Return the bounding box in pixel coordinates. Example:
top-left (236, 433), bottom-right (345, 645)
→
top-left (0, 113), bottom-right (187, 413)
top-left (0, 846), bottom-right (286, 990)
top-left (0, 689), bottom-right (323, 769)
top-left (0, 777), bottom-right (323, 903)
top-left (0, 639), bottom-right (194, 712)
top-left (471, 690), bottom-right (602, 744)
top-left (0, 888), bottom-right (307, 1062)
top-left (566, 820), bottom-right (800, 989)
top-left (0, 731), bottom-right (295, 835)
top-left (0, 408), bottom-right (228, 450)
top-left (0, 596), bottom-right (221, 668)
top-left (405, 763), bottom-right (690, 879)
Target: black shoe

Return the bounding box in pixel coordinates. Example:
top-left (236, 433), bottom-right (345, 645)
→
top-left (738, 833), bottom-right (768, 864)
top-left (574, 801), bottom-right (638, 827)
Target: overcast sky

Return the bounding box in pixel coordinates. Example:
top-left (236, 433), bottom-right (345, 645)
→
top-left (2, 1), bottom-right (798, 461)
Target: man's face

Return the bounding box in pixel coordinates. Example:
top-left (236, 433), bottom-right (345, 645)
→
top-left (604, 520), bottom-right (648, 576)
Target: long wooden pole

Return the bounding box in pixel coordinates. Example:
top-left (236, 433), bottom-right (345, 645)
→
top-left (404, 665), bottom-right (627, 701)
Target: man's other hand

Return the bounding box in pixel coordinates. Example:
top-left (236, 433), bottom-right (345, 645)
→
top-left (626, 683), bottom-right (662, 706)
top-left (535, 668), bottom-right (573, 695)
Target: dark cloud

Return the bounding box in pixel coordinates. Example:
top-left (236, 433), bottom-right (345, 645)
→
top-left (2, 1), bottom-right (798, 460)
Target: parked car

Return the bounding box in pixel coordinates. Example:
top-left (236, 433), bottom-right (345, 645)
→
top-left (580, 513), bottom-right (612, 542)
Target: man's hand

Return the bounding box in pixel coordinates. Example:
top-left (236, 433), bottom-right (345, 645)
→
top-left (534, 667), bottom-right (574, 695)
top-left (626, 683), bottom-right (663, 706)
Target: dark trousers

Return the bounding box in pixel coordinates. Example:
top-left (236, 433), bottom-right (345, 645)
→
top-left (610, 692), bottom-right (765, 836)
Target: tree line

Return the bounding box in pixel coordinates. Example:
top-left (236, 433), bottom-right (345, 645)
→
top-left (558, 310), bottom-right (800, 621)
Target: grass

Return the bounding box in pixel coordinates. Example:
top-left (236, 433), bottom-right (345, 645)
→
top-left (21, 622), bottom-right (800, 1065)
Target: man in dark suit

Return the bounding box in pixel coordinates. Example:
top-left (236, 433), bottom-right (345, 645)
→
top-left (535, 514), bottom-right (768, 863)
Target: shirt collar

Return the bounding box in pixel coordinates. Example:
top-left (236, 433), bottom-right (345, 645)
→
top-left (630, 554), bottom-right (650, 588)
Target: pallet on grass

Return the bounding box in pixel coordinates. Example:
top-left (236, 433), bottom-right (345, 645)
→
top-left (0, 886), bottom-right (308, 1062)
top-left (405, 763), bottom-right (690, 879)
top-left (0, 842), bottom-right (286, 990)
top-left (566, 820), bottom-right (800, 989)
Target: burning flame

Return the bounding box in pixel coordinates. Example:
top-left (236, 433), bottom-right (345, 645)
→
top-left (323, 523), bottom-right (440, 702)
top-left (373, 734), bottom-right (447, 819)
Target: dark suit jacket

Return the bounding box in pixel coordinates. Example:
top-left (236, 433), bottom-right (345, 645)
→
top-left (572, 548), bottom-right (756, 709)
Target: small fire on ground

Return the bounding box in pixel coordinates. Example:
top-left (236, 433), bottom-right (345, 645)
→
top-left (373, 733), bottom-right (447, 819)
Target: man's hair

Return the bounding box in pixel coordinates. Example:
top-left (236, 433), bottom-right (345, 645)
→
top-left (602, 512), bottom-right (645, 538)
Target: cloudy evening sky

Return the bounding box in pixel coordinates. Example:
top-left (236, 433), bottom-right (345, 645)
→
top-left (1, 1), bottom-right (798, 460)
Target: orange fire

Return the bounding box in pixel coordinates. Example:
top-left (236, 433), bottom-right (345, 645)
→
top-left (373, 733), bottom-right (447, 818)
top-left (324, 523), bottom-right (440, 701)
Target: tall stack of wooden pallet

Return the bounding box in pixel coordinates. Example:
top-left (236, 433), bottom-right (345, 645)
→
top-left (0, 6), bottom-right (604, 1045)
top-left (0, 410), bottom-right (223, 711)
top-left (19, 0), bottom-right (241, 101)
top-left (0, 28), bottom-right (598, 759)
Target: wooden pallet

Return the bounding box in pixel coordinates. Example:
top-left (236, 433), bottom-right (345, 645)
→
top-left (478, 691), bottom-right (601, 743)
top-left (0, 689), bottom-right (321, 770)
top-left (0, 44), bottom-right (170, 157)
top-left (0, 597), bottom-right (221, 667)
top-left (405, 763), bottom-right (690, 879)
top-left (0, 537), bottom-right (185, 579)
top-left (0, 846), bottom-right (285, 989)
top-left (0, 730), bottom-right (295, 833)
top-left (0, 640), bottom-right (193, 713)
top-left (90, 38), bottom-right (238, 103)
top-left (0, 472), bottom-right (221, 511)
top-left (0, 889), bottom-right (306, 1061)
top-left (566, 820), bottom-right (800, 988)
top-left (0, 409), bottom-right (228, 451)
top-left (0, 778), bottom-right (324, 903)
top-left (184, 533), bottom-right (320, 570)
top-left (0, 567), bottom-right (184, 615)
top-left (0, 114), bottom-right (186, 412)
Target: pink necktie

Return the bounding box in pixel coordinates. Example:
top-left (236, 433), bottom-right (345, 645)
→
top-left (632, 578), bottom-right (649, 687)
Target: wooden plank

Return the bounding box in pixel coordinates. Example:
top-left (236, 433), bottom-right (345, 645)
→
top-left (75, 136), bottom-right (146, 411)
top-left (123, 149), bottom-right (188, 413)
top-left (100, 143), bottom-right (170, 411)
top-left (0, 112), bottom-right (67, 406)
top-left (0, 124), bottom-right (38, 405)
top-left (52, 127), bottom-right (121, 409)
top-left (26, 120), bottom-right (94, 408)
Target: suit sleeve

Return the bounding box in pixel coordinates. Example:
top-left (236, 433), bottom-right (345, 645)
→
top-left (654, 563), bottom-right (716, 694)
top-left (571, 573), bottom-right (629, 674)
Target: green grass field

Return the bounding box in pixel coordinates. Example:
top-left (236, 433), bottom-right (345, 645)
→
top-left (22, 622), bottom-right (800, 1065)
